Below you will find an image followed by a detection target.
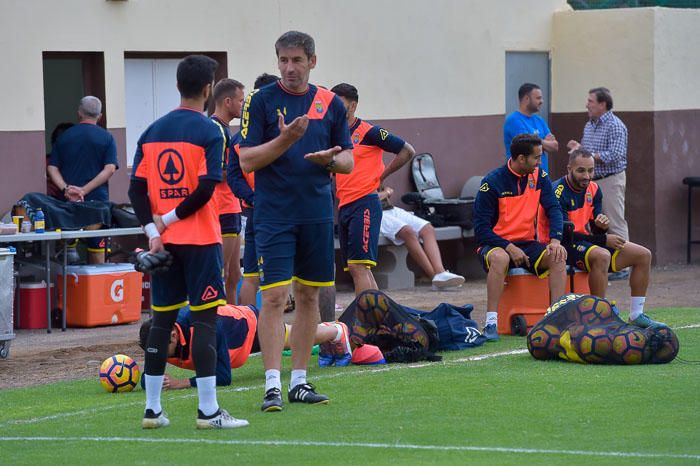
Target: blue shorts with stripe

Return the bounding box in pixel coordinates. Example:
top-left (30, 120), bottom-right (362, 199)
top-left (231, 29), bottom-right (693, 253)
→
top-left (151, 243), bottom-right (226, 312)
top-left (568, 241), bottom-right (620, 273)
top-left (338, 194), bottom-right (381, 271)
top-left (478, 240), bottom-right (548, 277)
top-left (220, 213), bottom-right (242, 237)
top-left (242, 208), bottom-right (258, 275)
top-left (255, 221), bottom-right (334, 290)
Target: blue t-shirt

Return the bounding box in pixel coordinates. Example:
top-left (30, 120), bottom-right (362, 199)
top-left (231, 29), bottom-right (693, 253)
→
top-left (503, 111), bottom-right (552, 173)
top-left (49, 123), bottom-right (118, 202)
top-left (239, 82), bottom-right (353, 224)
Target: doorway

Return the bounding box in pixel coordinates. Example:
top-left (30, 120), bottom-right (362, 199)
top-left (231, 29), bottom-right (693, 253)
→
top-left (42, 52), bottom-right (106, 154)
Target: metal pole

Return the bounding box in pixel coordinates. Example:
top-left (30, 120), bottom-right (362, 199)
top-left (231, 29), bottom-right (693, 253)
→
top-left (46, 240), bottom-right (51, 334)
top-left (688, 184), bottom-right (692, 264)
top-left (62, 240), bottom-right (67, 331)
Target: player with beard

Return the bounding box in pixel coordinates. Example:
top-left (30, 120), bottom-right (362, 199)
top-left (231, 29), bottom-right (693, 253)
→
top-left (537, 149), bottom-right (662, 328)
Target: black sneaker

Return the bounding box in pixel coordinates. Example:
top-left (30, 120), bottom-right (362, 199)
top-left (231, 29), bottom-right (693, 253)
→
top-left (288, 383), bottom-right (329, 405)
top-left (261, 387), bottom-right (284, 412)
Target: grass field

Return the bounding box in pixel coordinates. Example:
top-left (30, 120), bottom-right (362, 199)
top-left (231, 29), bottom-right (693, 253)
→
top-left (1, 307), bottom-right (699, 465)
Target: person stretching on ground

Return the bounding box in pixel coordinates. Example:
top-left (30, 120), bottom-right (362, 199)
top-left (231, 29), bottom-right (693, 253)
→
top-left (139, 304), bottom-right (352, 389)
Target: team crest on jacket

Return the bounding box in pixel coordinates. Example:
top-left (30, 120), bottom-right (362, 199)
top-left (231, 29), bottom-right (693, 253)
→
top-left (528, 178), bottom-right (535, 189)
top-left (353, 132), bottom-right (360, 144)
top-left (586, 192), bottom-right (593, 204)
top-left (315, 101), bottom-right (323, 113)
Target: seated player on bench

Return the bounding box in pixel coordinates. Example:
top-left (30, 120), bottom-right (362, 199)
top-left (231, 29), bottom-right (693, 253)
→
top-left (473, 133), bottom-right (567, 341)
top-left (377, 185), bottom-right (465, 289)
top-left (537, 149), bottom-right (662, 328)
top-left (139, 305), bottom-right (351, 390)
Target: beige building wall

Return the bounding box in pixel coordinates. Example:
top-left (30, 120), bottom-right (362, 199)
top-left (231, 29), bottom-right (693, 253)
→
top-left (549, 7), bottom-right (700, 265)
top-left (551, 8), bottom-right (655, 113)
top-left (654, 8), bottom-right (700, 111)
top-left (0, 0), bottom-right (569, 131)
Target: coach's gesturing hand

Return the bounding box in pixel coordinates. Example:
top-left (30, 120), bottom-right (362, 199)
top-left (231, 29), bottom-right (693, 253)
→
top-left (279, 114), bottom-right (308, 144)
top-left (505, 243), bottom-right (530, 268)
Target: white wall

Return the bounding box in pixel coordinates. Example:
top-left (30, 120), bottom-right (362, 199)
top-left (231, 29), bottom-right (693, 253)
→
top-left (654, 8), bottom-right (700, 111)
top-left (551, 8), bottom-right (655, 113)
top-left (0, 0), bottom-right (569, 131)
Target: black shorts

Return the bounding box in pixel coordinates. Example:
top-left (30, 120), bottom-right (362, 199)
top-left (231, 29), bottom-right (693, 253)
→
top-left (478, 240), bottom-right (549, 277)
top-left (151, 243), bottom-right (226, 312)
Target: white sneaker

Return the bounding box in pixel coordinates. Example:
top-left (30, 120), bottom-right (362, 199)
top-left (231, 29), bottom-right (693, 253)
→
top-left (142, 409), bottom-right (170, 429)
top-left (431, 270), bottom-right (465, 289)
top-left (196, 408), bottom-right (249, 429)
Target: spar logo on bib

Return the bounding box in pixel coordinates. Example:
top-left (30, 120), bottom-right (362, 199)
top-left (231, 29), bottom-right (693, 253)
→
top-left (110, 279), bottom-right (124, 303)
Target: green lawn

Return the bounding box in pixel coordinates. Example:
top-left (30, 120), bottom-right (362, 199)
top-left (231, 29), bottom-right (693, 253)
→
top-left (1, 307), bottom-right (699, 465)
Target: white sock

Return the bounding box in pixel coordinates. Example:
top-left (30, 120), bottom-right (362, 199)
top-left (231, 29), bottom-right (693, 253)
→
top-left (265, 369), bottom-right (281, 392)
top-left (290, 369), bottom-right (307, 390)
top-left (196, 376), bottom-right (218, 417)
top-left (629, 296), bottom-right (646, 320)
top-left (332, 323), bottom-right (343, 342)
top-left (486, 311), bottom-right (498, 326)
top-left (144, 374), bottom-right (164, 414)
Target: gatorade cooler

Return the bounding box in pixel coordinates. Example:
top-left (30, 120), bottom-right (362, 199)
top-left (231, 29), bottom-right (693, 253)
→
top-left (497, 268), bottom-right (550, 336)
top-left (141, 273), bottom-right (151, 312)
top-left (57, 264), bottom-right (142, 327)
top-left (566, 267), bottom-right (591, 295)
top-left (18, 282), bottom-right (54, 330)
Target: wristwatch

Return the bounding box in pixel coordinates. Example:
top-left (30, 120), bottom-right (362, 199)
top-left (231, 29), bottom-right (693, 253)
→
top-left (325, 157), bottom-right (337, 172)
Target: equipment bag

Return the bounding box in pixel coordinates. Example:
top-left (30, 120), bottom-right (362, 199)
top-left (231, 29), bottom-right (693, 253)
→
top-left (339, 290), bottom-right (442, 363)
top-left (404, 303), bottom-right (486, 351)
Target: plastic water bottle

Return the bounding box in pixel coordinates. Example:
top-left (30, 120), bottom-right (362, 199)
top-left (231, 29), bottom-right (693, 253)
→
top-left (34, 208), bottom-right (45, 233)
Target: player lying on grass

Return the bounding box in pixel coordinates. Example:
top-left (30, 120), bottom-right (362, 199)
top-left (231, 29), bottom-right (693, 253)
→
top-left (138, 304), bottom-right (351, 390)
top-left (537, 149), bottom-right (663, 328)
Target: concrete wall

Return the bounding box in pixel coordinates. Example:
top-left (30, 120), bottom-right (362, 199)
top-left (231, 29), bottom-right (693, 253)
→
top-left (550, 7), bottom-right (700, 264)
top-left (0, 1), bottom-right (698, 264)
top-left (0, 0), bottom-right (569, 212)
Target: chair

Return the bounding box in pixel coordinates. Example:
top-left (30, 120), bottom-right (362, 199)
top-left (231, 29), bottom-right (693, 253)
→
top-left (683, 177), bottom-right (700, 263)
top-left (401, 153), bottom-right (474, 229)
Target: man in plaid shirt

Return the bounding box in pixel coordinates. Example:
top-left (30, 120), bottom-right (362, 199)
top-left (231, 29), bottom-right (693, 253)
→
top-left (567, 87), bottom-right (629, 241)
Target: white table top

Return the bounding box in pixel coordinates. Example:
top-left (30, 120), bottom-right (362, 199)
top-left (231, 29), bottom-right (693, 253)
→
top-left (0, 227), bottom-right (143, 243)
top-left (0, 231), bottom-right (62, 243)
top-left (60, 227), bottom-right (144, 239)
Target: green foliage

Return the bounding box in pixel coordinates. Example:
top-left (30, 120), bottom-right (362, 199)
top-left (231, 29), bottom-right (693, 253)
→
top-left (0, 308), bottom-right (698, 465)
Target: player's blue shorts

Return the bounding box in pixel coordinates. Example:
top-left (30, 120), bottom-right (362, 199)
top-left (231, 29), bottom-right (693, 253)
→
top-left (68, 237), bottom-right (107, 253)
top-left (478, 240), bottom-right (549, 277)
top-left (255, 221), bottom-right (335, 290)
top-left (338, 194), bottom-right (381, 271)
top-left (241, 208), bottom-right (258, 276)
top-left (568, 241), bottom-right (620, 273)
top-left (85, 236), bottom-right (106, 252)
top-left (151, 243), bottom-right (226, 312)
top-left (220, 213), bottom-right (242, 237)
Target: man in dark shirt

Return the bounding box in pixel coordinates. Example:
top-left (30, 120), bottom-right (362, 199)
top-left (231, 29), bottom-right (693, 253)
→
top-left (48, 96), bottom-right (118, 263)
top-left (239, 31), bottom-right (354, 412)
top-left (473, 134), bottom-right (567, 341)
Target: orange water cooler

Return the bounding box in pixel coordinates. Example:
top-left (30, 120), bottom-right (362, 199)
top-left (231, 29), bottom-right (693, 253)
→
top-left (497, 268), bottom-right (550, 336)
top-left (57, 264), bottom-right (143, 327)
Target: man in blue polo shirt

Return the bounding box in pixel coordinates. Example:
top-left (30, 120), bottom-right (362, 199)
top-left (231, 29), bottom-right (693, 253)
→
top-left (503, 83), bottom-right (558, 173)
top-left (48, 96), bottom-right (118, 263)
top-left (239, 30), bottom-right (354, 413)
